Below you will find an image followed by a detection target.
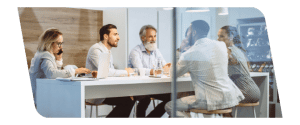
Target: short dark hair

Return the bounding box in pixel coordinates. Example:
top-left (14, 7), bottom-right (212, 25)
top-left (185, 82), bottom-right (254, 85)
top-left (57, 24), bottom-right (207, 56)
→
top-left (99, 24), bottom-right (117, 41)
top-left (191, 20), bottom-right (210, 37)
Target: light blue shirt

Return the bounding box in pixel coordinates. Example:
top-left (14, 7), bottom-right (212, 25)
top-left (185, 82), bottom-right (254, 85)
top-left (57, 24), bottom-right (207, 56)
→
top-left (128, 43), bottom-right (167, 76)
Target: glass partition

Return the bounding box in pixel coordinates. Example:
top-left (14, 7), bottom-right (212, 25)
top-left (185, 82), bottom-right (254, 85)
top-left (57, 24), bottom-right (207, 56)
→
top-left (170, 7), bottom-right (281, 118)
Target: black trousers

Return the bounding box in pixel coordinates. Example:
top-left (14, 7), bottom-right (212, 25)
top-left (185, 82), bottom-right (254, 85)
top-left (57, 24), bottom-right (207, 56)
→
top-left (136, 93), bottom-right (171, 118)
top-left (102, 96), bottom-right (135, 118)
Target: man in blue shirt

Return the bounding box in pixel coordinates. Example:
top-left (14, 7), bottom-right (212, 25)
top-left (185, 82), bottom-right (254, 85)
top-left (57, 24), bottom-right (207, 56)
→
top-left (128, 25), bottom-right (171, 117)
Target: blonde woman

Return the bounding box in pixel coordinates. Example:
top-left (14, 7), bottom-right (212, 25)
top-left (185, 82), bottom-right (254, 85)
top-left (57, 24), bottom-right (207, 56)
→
top-left (217, 26), bottom-right (260, 103)
top-left (29, 28), bottom-right (91, 106)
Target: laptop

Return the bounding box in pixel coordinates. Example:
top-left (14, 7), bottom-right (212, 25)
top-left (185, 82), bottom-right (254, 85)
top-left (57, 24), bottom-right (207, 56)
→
top-left (71, 53), bottom-right (110, 81)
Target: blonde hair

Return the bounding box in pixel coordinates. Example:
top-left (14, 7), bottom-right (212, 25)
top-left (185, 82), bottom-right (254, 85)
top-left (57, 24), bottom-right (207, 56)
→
top-left (37, 28), bottom-right (62, 52)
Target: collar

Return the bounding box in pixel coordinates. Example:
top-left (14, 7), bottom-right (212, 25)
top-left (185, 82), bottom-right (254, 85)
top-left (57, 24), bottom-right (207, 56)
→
top-left (98, 41), bottom-right (111, 53)
top-left (41, 51), bottom-right (55, 58)
top-left (139, 43), bottom-right (147, 52)
top-left (194, 38), bottom-right (210, 45)
top-left (139, 43), bottom-right (154, 54)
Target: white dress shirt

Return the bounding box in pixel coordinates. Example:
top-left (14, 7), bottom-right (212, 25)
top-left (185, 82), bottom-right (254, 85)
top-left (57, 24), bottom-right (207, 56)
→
top-left (85, 41), bottom-right (128, 104)
top-left (86, 42), bottom-right (128, 77)
top-left (176, 38), bottom-right (245, 111)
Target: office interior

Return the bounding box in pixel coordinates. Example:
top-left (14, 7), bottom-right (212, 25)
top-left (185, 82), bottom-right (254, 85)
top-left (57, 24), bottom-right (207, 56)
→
top-left (18, 7), bottom-right (282, 118)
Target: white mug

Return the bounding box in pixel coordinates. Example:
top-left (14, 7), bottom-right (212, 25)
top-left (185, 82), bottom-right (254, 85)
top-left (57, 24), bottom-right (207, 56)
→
top-left (139, 68), bottom-right (146, 77)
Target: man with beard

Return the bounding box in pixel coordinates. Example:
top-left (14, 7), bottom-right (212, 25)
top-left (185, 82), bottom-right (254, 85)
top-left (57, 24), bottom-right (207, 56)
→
top-left (85, 24), bottom-right (135, 117)
top-left (164, 20), bottom-right (244, 117)
top-left (179, 27), bottom-right (194, 53)
top-left (128, 25), bottom-right (171, 117)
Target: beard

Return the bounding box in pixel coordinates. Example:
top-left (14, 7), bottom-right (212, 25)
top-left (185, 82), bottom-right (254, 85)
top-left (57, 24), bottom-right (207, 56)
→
top-left (144, 41), bottom-right (157, 51)
top-left (108, 39), bottom-right (118, 47)
top-left (188, 35), bottom-right (195, 46)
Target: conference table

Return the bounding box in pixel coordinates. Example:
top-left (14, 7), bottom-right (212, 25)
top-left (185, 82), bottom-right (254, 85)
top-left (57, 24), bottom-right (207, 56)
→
top-left (36, 72), bottom-right (269, 118)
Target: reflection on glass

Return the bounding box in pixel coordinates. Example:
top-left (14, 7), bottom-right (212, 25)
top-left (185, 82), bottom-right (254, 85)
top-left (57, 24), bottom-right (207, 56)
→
top-left (173, 8), bottom-right (280, 118)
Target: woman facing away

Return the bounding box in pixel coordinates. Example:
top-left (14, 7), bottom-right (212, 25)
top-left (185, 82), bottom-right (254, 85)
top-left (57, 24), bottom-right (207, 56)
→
top-left (217, 25), bottom-right (260, 103)
top-left (29, 28), bottom-right (91, 106)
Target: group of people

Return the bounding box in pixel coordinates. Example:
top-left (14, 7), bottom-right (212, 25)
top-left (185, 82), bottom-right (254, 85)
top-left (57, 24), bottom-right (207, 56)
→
top-left (29, 19), bottom-right (260, 118)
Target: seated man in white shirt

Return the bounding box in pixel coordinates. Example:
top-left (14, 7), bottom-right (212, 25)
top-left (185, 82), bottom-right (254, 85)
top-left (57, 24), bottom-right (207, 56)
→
top-left (165, 20), bottom-right (245, 117)
top-left (128, 25), bottom-right (171, 117)
top-left (85, 24), bottom-right (135, 117)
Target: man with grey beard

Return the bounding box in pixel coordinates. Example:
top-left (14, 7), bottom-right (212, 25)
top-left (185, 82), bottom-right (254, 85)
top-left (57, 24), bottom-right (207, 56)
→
top-left (128, 25), bottom-right (171, 117)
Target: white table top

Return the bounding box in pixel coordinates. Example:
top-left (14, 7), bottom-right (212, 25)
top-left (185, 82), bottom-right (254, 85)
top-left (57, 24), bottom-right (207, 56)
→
top-left (39, 72), bottom-right (269, 86)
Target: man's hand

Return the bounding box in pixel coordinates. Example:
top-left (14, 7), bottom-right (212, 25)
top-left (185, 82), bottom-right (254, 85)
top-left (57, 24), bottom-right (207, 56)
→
top-left (163, 63), bottom-right (172, 74)
top-left (125, 68), bottom-right (134, 77)
top-left (150, 69), bottom-right (154, 75)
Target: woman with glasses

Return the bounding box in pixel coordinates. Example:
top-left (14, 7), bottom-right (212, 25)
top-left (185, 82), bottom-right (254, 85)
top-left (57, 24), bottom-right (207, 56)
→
top-left (29, 28), bottom-right (91, 106)
top-left (217, 26), bottom-right (260, 104)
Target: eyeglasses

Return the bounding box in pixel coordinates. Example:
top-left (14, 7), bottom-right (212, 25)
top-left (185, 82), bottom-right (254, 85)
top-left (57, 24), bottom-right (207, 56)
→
top-left (55, 42), bottom-right (63, 47)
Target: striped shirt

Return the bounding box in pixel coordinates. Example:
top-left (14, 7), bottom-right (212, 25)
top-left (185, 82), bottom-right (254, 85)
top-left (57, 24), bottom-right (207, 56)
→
top-left (128, 43), bottom-right (167, 75)
top-left (228, 46), bottom-right (260, 103)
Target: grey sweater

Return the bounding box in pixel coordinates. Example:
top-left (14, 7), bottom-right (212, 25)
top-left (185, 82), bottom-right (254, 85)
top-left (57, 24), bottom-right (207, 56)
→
top-left (29, 51), bottom-right (75, 105)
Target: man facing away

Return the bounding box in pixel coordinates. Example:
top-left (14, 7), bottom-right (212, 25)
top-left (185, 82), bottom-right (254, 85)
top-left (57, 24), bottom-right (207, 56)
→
top-left (165, 20), bottom-right (245, 117)
top-left (85, 24), bottom-right (135, 117)
top-left (128, 25), bottom-right (171, 117)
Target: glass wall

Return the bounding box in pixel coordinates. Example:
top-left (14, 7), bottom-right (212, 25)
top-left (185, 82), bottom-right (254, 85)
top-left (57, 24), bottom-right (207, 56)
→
top-left (170, 7), bottom-right (281, 118)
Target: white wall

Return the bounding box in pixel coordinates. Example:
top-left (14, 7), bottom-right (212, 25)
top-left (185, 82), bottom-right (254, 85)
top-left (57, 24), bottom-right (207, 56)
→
top-left (158, 10), bottom-right (173, 63)
top-left (103, 8), bottom-right (128, 69)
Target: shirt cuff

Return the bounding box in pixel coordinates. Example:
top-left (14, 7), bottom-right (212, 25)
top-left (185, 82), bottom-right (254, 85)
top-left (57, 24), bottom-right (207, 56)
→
top-left (56, 59), bottom-right (63, 68)
top-left (68, 67), bottom-right (76, 77)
